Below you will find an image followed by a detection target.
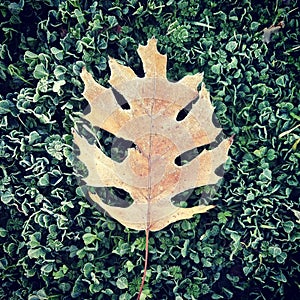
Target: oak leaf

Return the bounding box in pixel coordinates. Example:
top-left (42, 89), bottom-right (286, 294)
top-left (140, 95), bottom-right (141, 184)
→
top-left (73, 38), bottom-right (231, 232)
top-left (73, 38), bottom-right (232, 298)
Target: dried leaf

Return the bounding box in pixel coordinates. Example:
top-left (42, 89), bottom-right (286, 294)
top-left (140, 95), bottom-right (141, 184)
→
top-left (262, 21), bottom-right (285, 44)
top-left (73, 38), bottom-right (231, 232)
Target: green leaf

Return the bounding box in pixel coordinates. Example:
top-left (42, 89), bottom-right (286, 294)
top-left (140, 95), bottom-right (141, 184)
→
top-left (71, 276), bottom-right (85, 298)
top-left (202, 246), bottom-right (213, 257)
top-left (1, 190), bottom-right (14, 204)
top-left (59, 282), bottom-right (71, 293)
top-left (253, 146), bottom-right (267, 158)
top-left (227, 57), bottom-right (238, 69)
top-left (51, 47), bottom-right (64, 60)
top-left (53, 265), bottom-right (69, 279)
top-left (108, 15), bottom-right (118, 27)
top-left (225, 41), bottom-right (238, 53)
top-left (82, 232), bottom-right (98, 245)
top-left (83, 262), bottom-right (94, 277)
top-left (28, 289), bottom-right (48, 300)
top-left (271, 271), bottom-right (287, 283)
top-left (37, 173), bottom-right (49, 186)
top-left (0, 227), bottom-right (7, 237)
top-left (291, 209), bottom-right (300, 224)
top-left (120, 293), bottom-right (132, 300)
top-left (8, 2), bottom-right (23, 14)
top-left (276, 252), bottom-right (287, 264)
top-left (217, 211), bottom-right (232, 223)
top-left (76, 248), bottom-right (86, 259)
top-left (28, 248), bottom-right (45, 259)
top-left (33, 63), bottom-right (48, 79)
top-left (223, 287), bottom-right (233, 298)
top-left (243, 265), bottom-right (253, 276)
top-left (276, 75), bottom-right (286, 87)
top-left (283, 221), bottom-right (294, 234)
top-left (24, 50), bottom-right (38, 64)
top-left (29, 233), bottom-right (41, 248)
top-left (53, 80), bottom-right (66, 93)
top-left (250, 22), bottom-right (260, 31)
top-left (190, 252), bottom-right (200, 263)
top-left (41, 263), bottom-right (54, 274)
top-left (0, 100), bottom-right (13, 114)
top-left (125, 260), bottom-right (135, 272)
top-left (28, 131), bottom-right (41, 144)
top-left (181, 239), bottom-right (189, 257)
top-left (74, 8), bottom-right (86, 24)
top-left (268, 246), bottom-right (282, 257)
top-left (116, 277), bottom-right (128, 289)
top-left (259, 168), bottom-right (272, 181)
top-left (201, 258), bottom-right (212, 267)
top-left (54, 65), bottom-right (67, 79)
top-left (266, 149), bottom-right (276, 161)
top-left (211, 63), bottom-right (222, 75)
top-left (290, 112), bottom-right (300, 122)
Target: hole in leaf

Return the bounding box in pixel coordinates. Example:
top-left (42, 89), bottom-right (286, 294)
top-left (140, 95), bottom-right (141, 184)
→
top-left (212, 113), bottom-right (221, 128)
top-left (215, 163), bottom-right (225, 177)
top-left (111, 137), bottom-right (136, 163)
top-left (175, 144), bottom-right (210, 166)
top-left (90, 187), bottom-right (133, 208)
top-left (171, 188), bottom-right (194, 208)
top-left (75, 120), bottom-right (135, 163)
top-left (111, 87), bottom-right (130, 110)
top-left (176, 95), bottom-right (199, 121)
top-left (84, 103), bottom-right (91, 114)
top-left (174, 133), bottom-right (228, 166)
top-left (171, 185), bottom-right (218, 208)
top-left (75, 119), bottom-right (97, 145)
top-left (98, 127), bottom-right (135, 162)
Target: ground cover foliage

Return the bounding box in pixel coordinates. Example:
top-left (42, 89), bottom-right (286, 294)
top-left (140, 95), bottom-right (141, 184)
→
top-left (0, 0), bottom-right (299, 299)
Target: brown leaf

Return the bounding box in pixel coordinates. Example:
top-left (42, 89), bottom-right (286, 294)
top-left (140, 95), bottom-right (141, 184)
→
top-left (262, 21), bottom-right (285, 44)
top-left (73, 38), bottom-right (231, 232)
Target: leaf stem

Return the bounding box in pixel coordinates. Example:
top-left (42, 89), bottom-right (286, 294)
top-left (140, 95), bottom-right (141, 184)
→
top-left (137, 101), bottom-right (153, 300)
top-left (137, 228), bottom-right (150, 300)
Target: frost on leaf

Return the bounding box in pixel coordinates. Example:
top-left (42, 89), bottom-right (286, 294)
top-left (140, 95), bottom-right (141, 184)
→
top-left (73, 38), bottom-right (231, 231)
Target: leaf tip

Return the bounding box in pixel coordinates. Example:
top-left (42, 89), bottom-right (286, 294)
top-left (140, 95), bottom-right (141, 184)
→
top-left (80, 67), bottom-right (107, 100)
top-left (108, 57), bottom-right (137, 86)
top-left (137, 38), bottom-right (167, 78)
